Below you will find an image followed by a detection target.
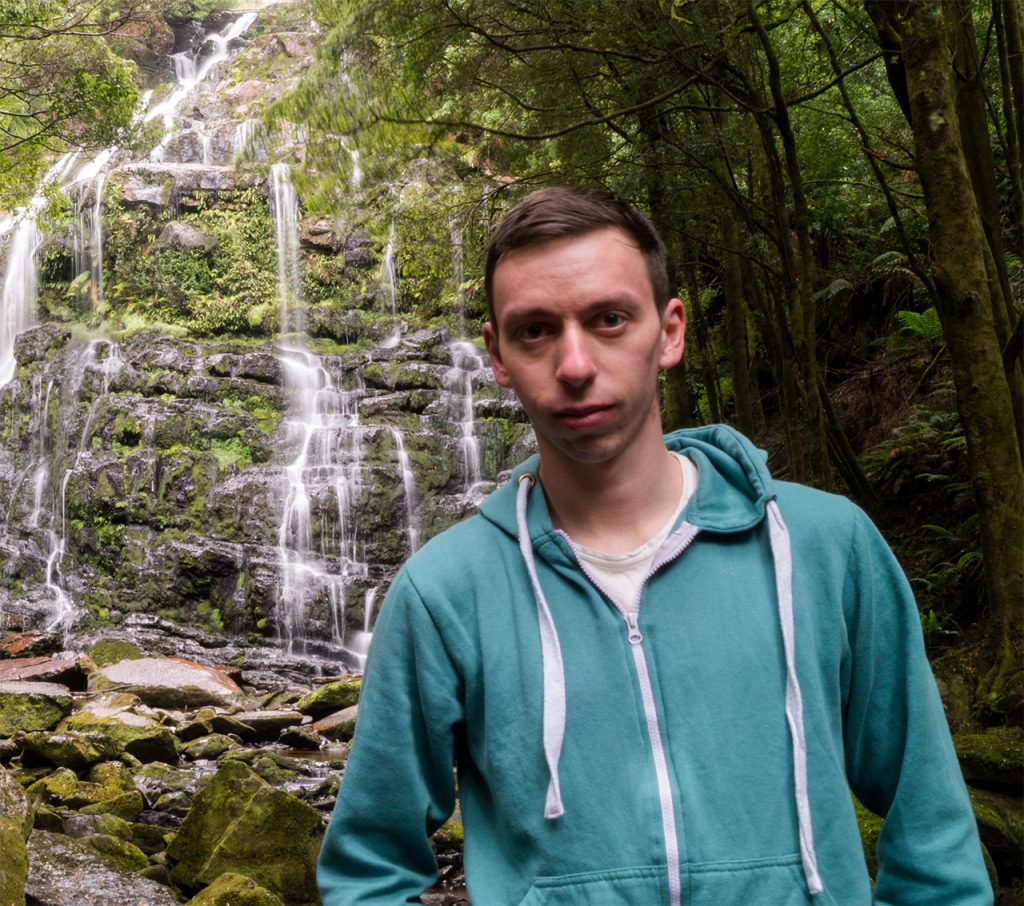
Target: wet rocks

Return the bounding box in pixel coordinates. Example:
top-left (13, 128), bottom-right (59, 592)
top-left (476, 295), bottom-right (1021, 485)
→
top-left (294, 678), bottom-right (361, 719)
top-left (25, 830), bottom-right (179, 906)
top-left (0, 765), bottom-right (31, 906)
top-left (166, 760), bottom-right (324, 903)
top-left (96, 657), bottom-right (242, 709)
top-left (0, 682), bottom-right (72, 735)
top-left (154, 221), bottom-right (219, 252)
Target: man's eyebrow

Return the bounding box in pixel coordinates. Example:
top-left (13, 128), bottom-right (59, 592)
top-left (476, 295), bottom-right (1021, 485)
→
top-left (502, 296), bottom-right (643, 323)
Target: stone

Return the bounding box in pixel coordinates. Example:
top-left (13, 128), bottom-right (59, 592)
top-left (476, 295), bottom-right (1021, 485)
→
top-left (88, 639), bottom-right (144, 667)
top-left (185, 871), bottom-right (286, 905)
top-left (955, 726), bottom-right (1024, 787)
top-left (229, 709), bottom-right (302, 741)
top-left (64, 812), bottom-right (133, 842)
top-left (0, 681), bottom-right (73, 736)
top-left (26, 830), bottom-right (178, 905)
top-left (116, 168), bottom-right (172, 207)
top-left (182, 733), bottom-right (239, 761)
top-left (0, 765), bottom-right (31, 906)
top-left (299, 217), bottom-right (347, 252)
top-left (25, 767), bottom-right (79, 804)
top-left (0, 631), bottom-right (60, 659)
top-left (278, 725), bottom-right (321, 750)
top-left (97, 657), bottom-right (242, 708)
top-left (18, 731), bottom-right (118, 770)
top-left (61, 695), bottom-right (179, 764)
top-left (0, 655), bottom-right (86, 689)
top-left (295, 679), bottom-right (361, 719)
top-left (155, 221), bottom-right (219, 252)
top-left (79, 790), bottom-right (146, 822)
top-left (166, 760), bottom-right (324, 903)
top-left (312, 704), bottom-right (358, 742)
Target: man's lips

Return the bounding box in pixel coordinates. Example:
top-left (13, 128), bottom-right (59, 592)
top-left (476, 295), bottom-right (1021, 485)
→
top-left (553, 404), bottom-right (615, 429)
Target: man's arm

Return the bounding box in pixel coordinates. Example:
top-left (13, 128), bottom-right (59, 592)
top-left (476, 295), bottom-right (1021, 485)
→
top-left (841, 509), bottom-right (992, 905)
top-left (317, 569), bottom-right (464, 905)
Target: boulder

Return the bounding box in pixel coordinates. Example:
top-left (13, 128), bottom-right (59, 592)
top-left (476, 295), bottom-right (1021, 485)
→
top-left (166, 760), bottom-right (324, 903)
top-left (955, 726), bottom-right (1024, 787)
top-left (181, 733), bottom-right (239, 761)
top-left (0, 681), bottom-right (73, 736)
top-left (299, 217), bottom-right (347, 252)
top-left (25, 767), bottom-right (79, 804)
top-left (0, 631), bottom-right (60, 659)
top-left (26, 829), bottom-right (178, 906)
top-left (295, 678), bottom-right (361, 719)
top-left (229, 709), bottom-right (303, 741)
top-left (278, 725), bottom-right (321, 750)
top-left (184, 871), bottom-right (286, 905)
top-left (18, 731), bottom-right (118, 770)
top-left (96, 657), bottom-right (242, 708)
top-left (312, 704), bottom-right (358, 742)
top-left (0, 655), bottom-right (86, 689)
top-left (61, 694), bottom-right (179, 764)
top-left (154, 222), bottom-right (219, 253)
top-left (0, 765), bottom-right (31, 906)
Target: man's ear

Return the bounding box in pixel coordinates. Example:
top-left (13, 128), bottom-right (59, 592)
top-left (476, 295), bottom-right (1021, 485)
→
top-left (658, 298), bottom-right (686, 369)
top-left (483, 322), bottom-right (513, 387)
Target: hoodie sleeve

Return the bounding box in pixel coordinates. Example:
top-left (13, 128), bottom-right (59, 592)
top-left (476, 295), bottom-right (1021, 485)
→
top-left (840, 509), bottom-right (992, 906)
top-left (317, 568), bottom-right (464, 905)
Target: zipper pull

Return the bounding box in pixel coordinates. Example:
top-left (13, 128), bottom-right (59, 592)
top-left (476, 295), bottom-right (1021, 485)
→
top-left (626, 612), bottom-right (643, 645)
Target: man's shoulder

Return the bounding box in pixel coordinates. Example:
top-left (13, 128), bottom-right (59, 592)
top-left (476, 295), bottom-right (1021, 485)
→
top-left (401, 507), bottom-right (514, 583)
top-left (772, 479), bottom-right (866, 537)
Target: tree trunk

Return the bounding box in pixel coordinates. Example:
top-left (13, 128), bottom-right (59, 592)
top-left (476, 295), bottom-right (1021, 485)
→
top-left (882, 1), bottom-right (1024, 714)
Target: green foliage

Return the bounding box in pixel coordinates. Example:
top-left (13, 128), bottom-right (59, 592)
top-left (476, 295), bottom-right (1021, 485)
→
top-left (100, 188), bottom-right (279, 338)
top-left (895, 308), bottom-right (944, 347)
top-left (0, 0), bottom-right (141, 207)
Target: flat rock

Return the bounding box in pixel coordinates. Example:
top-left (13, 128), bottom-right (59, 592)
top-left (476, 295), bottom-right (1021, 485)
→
top-left (0, 655), bottom-right (87, 690)
top-left (98, 657), bottom-right (242, 708)
top-left (230, 709), bottom-right (303, 740)
top-left (312, 704), bottom-right (358, 742)
top-left (26, 829), bottom-right (178, 906)
top-left (0, 681), bottom-right (73, 736)
top-left (0, 631), bottom-right (60, 659)
top-left (154, 221), bottom-right (218, 252)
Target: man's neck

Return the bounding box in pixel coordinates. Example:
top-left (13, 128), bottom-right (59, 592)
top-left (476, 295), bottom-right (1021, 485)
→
top-left (538, 436), bottom-right (683, 555)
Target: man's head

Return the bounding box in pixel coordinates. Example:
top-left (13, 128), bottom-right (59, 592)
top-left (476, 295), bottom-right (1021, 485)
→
top-left (484, 186), bottom-right (671, 331)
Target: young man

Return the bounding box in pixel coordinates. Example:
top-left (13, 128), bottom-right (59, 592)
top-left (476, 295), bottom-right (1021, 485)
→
top-left (318, 187), bottom-right (991, 905)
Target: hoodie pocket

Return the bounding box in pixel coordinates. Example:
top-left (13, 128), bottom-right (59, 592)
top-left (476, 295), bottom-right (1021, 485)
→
top-left (688, 854), bottom-right (839, 905)
top-left (516, 865), bottom-right (667, 905)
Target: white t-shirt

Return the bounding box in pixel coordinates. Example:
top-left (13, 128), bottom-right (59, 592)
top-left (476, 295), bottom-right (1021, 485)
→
top-left (572, 453), bottom-right (698, 614)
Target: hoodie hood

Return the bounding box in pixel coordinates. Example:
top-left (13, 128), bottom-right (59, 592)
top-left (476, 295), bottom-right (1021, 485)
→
top-left (479, 423), bottom-right (775, 540)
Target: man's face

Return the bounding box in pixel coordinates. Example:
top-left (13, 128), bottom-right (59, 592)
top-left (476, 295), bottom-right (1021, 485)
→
top-left (483, 227), bottom-right (685, 471)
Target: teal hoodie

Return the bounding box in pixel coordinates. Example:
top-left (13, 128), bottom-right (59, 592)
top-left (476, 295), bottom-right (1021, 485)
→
top-left (318, 425), bottom-right (991, 905)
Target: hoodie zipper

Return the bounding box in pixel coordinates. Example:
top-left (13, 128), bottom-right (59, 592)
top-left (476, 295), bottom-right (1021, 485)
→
top-left (565, 523), bottom-right (700, 906)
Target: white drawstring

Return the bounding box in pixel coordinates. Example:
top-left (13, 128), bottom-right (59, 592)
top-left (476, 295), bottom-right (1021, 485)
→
top-left (767, 498), bottom-right (824, 896)
top-left (516, 474), bottom-right (566, 819)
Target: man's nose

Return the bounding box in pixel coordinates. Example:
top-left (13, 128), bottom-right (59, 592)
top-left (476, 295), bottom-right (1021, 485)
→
top-left (554, 326), bottom-right (596, 387)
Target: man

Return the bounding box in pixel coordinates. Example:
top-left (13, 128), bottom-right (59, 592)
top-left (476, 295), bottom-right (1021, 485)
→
top-left (318, 187), bottom-right (991, 904)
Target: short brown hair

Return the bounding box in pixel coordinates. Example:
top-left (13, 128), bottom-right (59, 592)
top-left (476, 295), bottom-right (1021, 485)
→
top-left (484, 186), bottom-right (670, 328)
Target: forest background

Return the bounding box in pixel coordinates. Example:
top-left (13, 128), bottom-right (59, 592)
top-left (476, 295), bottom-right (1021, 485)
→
top-left (1, 0), bottom-right (1021, 786)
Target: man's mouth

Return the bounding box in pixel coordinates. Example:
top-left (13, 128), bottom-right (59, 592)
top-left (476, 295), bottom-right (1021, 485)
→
top-left (553, 404), bottom-right (614, 430)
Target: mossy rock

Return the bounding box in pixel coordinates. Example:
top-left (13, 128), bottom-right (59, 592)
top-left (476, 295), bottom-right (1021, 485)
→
top-left (19, 731), bottom-right (118, 770)
top-left (0, 682), bottom-right (73, 737)
top-left (84, 832), bottom-right (150, 872)
top-left (0, 765), bottom-right (31, 906)
top-left (969, 786), bottom-right (1023, 880)
top-left (166, 760), bottom-right (324, 903)
top-left (184, 871), bottom-right (286, 905)
top-left (90, 640), bottom-right (145, 667)
top-left (294, 680), bottom-right (361, 719)
top-left (79, 790), bottom-right (146, 822)
top-left (182, 733), bottom-right (239, 761)
top-left (61, 710), bottom-right (179, 764)
top-left (955, 726), bottom-right (1024, 787)
top-left (26, 767), bottom-right (80, 804)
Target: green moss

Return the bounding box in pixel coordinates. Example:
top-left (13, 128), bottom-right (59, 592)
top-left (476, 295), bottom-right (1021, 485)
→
top-left (90, 639), bottom-right (145, 666)
top-left (294, 680), bottom-right (362, 719)
top-left (211, 437), bottom-right (254, 471)
top-left (955, 727), bottom-right (1024, 785)
top-left (853, 796), bottom-right (884, 881)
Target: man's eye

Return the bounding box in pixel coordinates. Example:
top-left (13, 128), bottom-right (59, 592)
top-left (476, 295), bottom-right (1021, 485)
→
top-left (517, 324), bottom-right (547, 340)
top-left (599, 312), bottom-right (626, 329)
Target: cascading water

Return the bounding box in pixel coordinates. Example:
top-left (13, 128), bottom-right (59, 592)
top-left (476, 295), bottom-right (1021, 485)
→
top-left (272, 163), bottom-right (372, 659)
top-left (0, 154), bottom-right (80, 388)
top-left (146, 13), bottom-right (257, 161)
top-left (445, 341), bottom-right (489, 496)
top-left (379, 223), bottom-right (400, 349)
top-left (389, 428), bottom-right (420, 554)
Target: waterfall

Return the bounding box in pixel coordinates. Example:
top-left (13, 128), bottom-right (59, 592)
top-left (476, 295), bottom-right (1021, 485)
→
top-left (379, 223), bottom-right (400, 349)
top-left (450, 222), bottom-right (465, 328)
top-left (445, 341), bottom-right (489, 496)
top-left (272, 164), bottom-right (371, 659)
top-left (0, 153), bottom-right (79, 388)
top-left (146, 13), bottom-right (257, 160)
top-left (271, 163), bottom-right (304, 337)
top-left (389, 427), bottom-right (420, 554)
